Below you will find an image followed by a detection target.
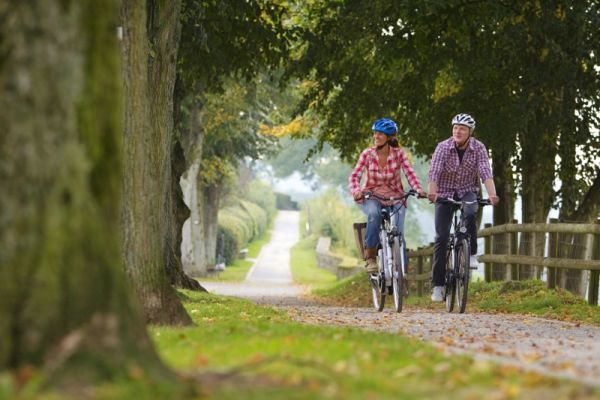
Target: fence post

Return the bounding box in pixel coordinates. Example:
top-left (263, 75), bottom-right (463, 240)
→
top-left (587, 218), bottom-right (600, 306)
top-left (547, 218), bottom-right (558, 289)
top-left (507, 219), bottom-right (518, 280)
top-left (483, 223), bottom-right (492, 282)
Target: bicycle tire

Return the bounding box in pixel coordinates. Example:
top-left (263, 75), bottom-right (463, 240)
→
top-left (370, 250), bottom-right (385, 311)
top-left (445, 247), bottom-right (455, 313)
top-left (392, 237), bottom-right (404, 313)
top-left (456, 238), bottom-right (470, 313)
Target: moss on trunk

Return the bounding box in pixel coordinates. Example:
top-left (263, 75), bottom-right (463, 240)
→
top-left (0, 0), bottom-right (172, 383)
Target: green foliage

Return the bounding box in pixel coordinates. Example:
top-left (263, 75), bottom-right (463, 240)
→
top-left (287, 0), bottom-right (600, 218)
top-left (178, 1), bottom-right (294, 92)
top-left (305, 189), bottom-right (363, 257)
top-left (247, 180), bottom-right (277, 221)
top-left (275, 192), bottom-right (299, 210)
top-left (266, 136), bottom-right (354, 189)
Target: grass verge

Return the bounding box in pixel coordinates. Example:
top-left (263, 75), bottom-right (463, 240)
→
top-left (314, 277), bottom-right (600, 326)
top-left (289, 235), bottom-right (336, 286)
top-left (148, 290), bottom-right (595, 399)
top-left (6, 290), bottom-right (598, 399)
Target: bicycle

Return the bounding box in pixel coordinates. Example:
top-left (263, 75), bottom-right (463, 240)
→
top-left (361, 190), bottom-right (419, 313)
top-left (437, 197), bottom-right (492, 313)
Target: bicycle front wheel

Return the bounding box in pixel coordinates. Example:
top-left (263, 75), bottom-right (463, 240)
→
top-left (391, 237), bottom-right (404, 313)
top-left (456, 238), bottom-right (470, 313)
top-left (445, 248), bottom-right (455, 313)
top-left (370, 250), bottom-right (385, 311)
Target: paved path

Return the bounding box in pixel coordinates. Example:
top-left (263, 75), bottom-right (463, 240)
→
top-left (200, 210), bottom-right (309, 305)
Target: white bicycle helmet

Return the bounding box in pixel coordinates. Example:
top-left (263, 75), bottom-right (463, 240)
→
top-left (451, 113), bottom-right (476, 130)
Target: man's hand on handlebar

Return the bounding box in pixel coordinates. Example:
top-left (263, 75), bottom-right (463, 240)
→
top-left (427, 192), bottom-right (438, 203)
top-left (489, 195), bottom-right (500, 206)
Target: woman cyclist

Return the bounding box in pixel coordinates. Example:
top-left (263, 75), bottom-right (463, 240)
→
top-left (349, 118), bottom-right (426, 274)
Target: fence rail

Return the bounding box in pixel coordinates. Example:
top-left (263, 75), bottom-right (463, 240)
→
top-left (406, 219), bottom-right (600, 306)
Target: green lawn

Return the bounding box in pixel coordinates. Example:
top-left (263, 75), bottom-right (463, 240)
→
top-left (6, 286), bottom-right (599, 399)
top-left (289, 235), bottom-right (336, 286)
top-left (147, 290), bottom-right (595, 399)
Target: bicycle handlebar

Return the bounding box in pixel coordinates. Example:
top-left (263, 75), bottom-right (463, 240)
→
top-left (436, 197), bottom-right (493, 206)
top-left (363, 189), bottom-right (421, 202)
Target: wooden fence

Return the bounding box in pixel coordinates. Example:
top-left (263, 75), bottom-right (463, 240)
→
top-left (406, 219), bottom-right (600, 305)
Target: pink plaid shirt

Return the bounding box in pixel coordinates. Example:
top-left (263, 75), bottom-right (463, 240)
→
top-left (348, 146), bottom-right (423, 200)
top-left (427, 137), bottom-right (493, 198)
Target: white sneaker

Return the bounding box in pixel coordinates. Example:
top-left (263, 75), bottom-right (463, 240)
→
top-left (469, 255), bottom-right (479, 269)
top-left (431, 286), bottom-right (444, 302)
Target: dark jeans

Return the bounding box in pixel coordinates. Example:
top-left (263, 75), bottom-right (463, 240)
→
top-left (431, 192), bottom-right (478, 286)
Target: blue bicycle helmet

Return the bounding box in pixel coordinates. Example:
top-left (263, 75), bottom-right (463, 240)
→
top-left (371, 118), bottom-right (398, 136)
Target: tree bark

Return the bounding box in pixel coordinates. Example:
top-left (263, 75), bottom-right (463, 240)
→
top-left (519, 128), bottom-right (556, 280)
top-left (169, 77), bottom-right (207, 289)
top-left (202, 185), bottom-right (221, 271)
top-left (492, 149), bottom-right (515, 281)
top-left (121, 0), bottom-right (191, 325)
top-left (0, 0), bottom-right (170, 381)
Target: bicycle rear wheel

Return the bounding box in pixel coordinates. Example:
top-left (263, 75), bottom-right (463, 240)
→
top-left (392, 237), bottom-right (404, 313)
top-left (445, 248), bottom-right (455, 313)
top-left (456, 238), bottom-right (470, 313)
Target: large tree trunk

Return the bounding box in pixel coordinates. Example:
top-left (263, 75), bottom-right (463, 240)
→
top-left (519, 128), bottom-right (556, 280)
top-left (491, 150), bottom-right (515, 281)
top-left (170, 77), bottom-right (207, 288)
top-left (168, 138), bottom-right (205, 290)
top-left (0, 0), bottom-right (170, 382)
top-left (559, 169), bottom-right (600, 295)
top-left (121, 0), bottom-right (191, 325)
top-left (202, 186), bottom-right (221, 271)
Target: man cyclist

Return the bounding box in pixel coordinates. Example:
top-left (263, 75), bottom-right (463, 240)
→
top-left (349, 118), bottom-right (426, 274)
top-left (427, 113), bottom-right (499, 302)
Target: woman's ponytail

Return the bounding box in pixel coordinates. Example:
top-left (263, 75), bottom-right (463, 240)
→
top-left (388, 138), bottom-right (399, 148)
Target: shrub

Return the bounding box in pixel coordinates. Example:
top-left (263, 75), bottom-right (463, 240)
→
top-left (247, 180), bottom-right (277, 221)
top-left (217, 196), bottom-right (270, 264)
top-left (304, 188), bottom-right (363, 258)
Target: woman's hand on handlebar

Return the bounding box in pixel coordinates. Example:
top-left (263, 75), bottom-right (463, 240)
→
top-left (353, 191), bottom-right (364, 201)
top-left (417, 189), bottom-right (427, 199)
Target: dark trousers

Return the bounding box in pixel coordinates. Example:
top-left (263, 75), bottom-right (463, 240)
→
top-left (431, 192), bottom-right (478, 286)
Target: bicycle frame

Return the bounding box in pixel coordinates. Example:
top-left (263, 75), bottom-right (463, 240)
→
top-left (438, 197), bottom-right (492, 313)
top-left (379, 205), bottom-right (405, 287)
top-left (363, 190), bottom-right (418, 312)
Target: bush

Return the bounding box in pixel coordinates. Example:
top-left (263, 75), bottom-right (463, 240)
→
top-left (304, 188), bottom-right (363, 258)
top-left (217, 196), bottom-right (270, 264)
top-left (276, 192), bottom-right (299, 210)
top-left (247, 180), bottom-right (277, 221)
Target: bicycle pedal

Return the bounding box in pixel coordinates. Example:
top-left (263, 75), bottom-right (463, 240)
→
top-left (469, 266), bottom-right (478, 270)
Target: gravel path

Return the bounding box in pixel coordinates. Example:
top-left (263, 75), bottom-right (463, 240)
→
top-left (284, 305), bottom-right (600, 387)
top-left (200, 209), bottom-right (600, 387)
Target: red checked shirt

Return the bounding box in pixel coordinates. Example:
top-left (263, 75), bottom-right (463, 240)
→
top-left (349, 146), bottom-right (423, 204)
top-left (428, 137), bottom-right (493, 198)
